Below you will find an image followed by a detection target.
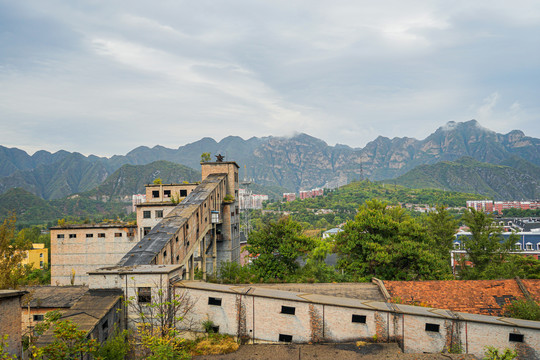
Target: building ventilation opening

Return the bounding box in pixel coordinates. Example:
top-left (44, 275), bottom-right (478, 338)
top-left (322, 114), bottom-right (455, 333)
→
top-left (281, 306), bottom-right (295, 315)
top-left (425, 323), bottom-right (440, 332)
top-left (509, 333), bottom-right (524, 342)
top-left (208, 297), bottom-right (222, 306)
top-left (279, 334), bottom-right (293, 342)
top-left (352, 314), bottom-right (366, 323)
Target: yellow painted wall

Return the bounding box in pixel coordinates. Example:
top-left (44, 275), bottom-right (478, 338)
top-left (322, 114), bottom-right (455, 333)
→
top-left (21, 243), bottom-right (48, 270)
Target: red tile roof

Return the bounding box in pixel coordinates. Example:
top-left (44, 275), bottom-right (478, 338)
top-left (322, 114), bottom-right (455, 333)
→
top-left (382, 279), bottom-right (540, 316)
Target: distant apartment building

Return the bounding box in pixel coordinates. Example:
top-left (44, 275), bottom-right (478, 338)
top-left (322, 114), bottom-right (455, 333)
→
top-left (466, 200), bottom-right (540, 214)
top-left (283, 193), bottom-right (296, 202)
top-left (299, 188), bottom-right (324, 200)
top-left (239, 188), bottom-right (268, 209)
top-left (21, 243), bottom-right (48, 270)
top-left (131, 194), bottom-right (146, 212)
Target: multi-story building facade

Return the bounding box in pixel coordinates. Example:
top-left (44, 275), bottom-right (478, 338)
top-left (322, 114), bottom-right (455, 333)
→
top-left (50, 224), bottom-right (137, 285)
top-left (21, 243), bottom-right (48, 270)
top-left (466, 200), bottom-right (540, 214)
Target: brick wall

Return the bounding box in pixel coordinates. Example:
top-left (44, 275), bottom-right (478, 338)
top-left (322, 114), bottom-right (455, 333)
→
top-left (0, 294), bottom-right (24, 357)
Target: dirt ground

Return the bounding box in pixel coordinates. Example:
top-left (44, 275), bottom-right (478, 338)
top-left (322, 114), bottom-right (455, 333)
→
top-left (193, 342), bottom-right (478, 360)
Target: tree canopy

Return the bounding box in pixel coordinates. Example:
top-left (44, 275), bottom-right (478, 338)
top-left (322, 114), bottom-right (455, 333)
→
top-left (335, 199), bottom-right (451, 281)
top-left (247, 216), bottom-right (315, 281)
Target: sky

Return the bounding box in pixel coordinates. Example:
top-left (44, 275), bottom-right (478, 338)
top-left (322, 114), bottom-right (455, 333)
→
top-left (0, 1), bottom-right (539, 157)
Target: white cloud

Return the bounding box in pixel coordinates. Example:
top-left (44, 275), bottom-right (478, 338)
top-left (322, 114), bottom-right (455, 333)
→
top-left (0, 1), bottom-right (539, 156)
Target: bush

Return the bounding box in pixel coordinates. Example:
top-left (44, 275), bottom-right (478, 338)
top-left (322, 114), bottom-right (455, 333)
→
top-left (94, 328), bottom-right (130, 360)
top-left (504, 298), bottom-right (540, 321)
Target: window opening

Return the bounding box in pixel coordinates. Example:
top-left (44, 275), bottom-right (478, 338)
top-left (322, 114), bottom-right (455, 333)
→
top-left (425, 323), bottom-right (440, 332)
top-left (352, 314), bottom-right (366, 323)
top-left (279, 334), bottom-right (293, 342)
top-left (208, 297), bottom-right (222, 306)
top-left (509, 333), bottom-right (524, 342)
top-left (152, 190), bottom-right (159, 198)
top-left (143, 211), bottom-right (151, 219)
top-left (138, 287), bottom-right (151, 303)
top-left (281, 306), bottom-right (295, 315)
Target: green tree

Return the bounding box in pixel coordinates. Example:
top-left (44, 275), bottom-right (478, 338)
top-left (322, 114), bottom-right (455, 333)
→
top-left (335, 199), bottom-right (450, 281)
top-left (247, 217), bottom-right (315, 281)
top-left (503, 298), bottom-right (540, 321)
top-left (0, 214), bottom-right (32, 289)
top-left (460, 209), bottom-right (514, 279)
top-left (200, 152), bottom-right (211, 163)
top-left (32, 320), bottom-right (98, 360)
top-left (425, 205), bottom-right (458, 269)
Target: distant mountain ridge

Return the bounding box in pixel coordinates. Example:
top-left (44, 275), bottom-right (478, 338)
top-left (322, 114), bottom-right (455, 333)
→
top-left (383, 157), bottom-right (540, 200)
top-left (1, 120), bottom-right (539, 198)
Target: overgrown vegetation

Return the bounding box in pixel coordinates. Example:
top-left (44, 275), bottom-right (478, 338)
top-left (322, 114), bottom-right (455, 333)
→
top-left (503, 298), bottom-right (540, 321)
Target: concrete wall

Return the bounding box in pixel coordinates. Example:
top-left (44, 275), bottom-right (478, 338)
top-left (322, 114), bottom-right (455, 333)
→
top-left (51, 225), bottom-right (137, 285)
top-left (170, 283), bottom-right (540, 360)
top-left (136, 203), bottom-right (176, 240)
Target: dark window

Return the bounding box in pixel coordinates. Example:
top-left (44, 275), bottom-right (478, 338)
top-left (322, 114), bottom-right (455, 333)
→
top-left (57, 234), bottom-right (64, 239)
top-left (152, 190), bottom-right (159, 198)
top-left (102, 319), bottom-right (109, 334)
top-left (164, 190), bottom-right (171, 197)
top-left (212, 326), bottom-right (219, 333)
top-left (180, 189), bottom-right (187, 197)
top-left (155, 210), bottom-right (163, 218)
top-left (281, 306), bottom-right (295, 315)
top-left (352, 314), bottom-right (366, 323)
top-left (138, 287), bottom-right (151, 303)
top-left (115, 232), bottom-right (122, 237)
top-left (98, 233), bottom-right (105, 238)
top-left (69, 234), bottom-right (76, 238)
top-left (509, 333), bottom-right (524, 342)
top-left (176, 255), bottom-right (179, 262)
top-left (33, 314), bottom-right (44, 321)
top-left (86, 233), bottom-right (93, 238)
top-left (425, 323), bottom-right (440, 332)
top-left (279, 334), bottom-right (293, 342)
top-left (144, 227), bottom-right (151, 236)
top-left (143, 211), bottom-right (151, 219)
top-left (208, 297), bottom-right (222, 306)
top-left (163, 250), bottom-right (167, 257)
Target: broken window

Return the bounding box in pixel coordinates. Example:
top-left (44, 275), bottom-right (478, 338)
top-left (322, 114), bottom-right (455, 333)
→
top-left (208, 297), bottom-right (222, 306)
top-left (152, 190), bottom-right (159, 198)
top-left (115, 233), bottom-right (122, 237)
top-left (57, 234), bottom-right (64, 239)
top-left (281, 306), bottom-right (295, 315)
top-left (143, 227), bottom-right (151, 236)
top-left (143, 211), bottom-right (151, 219)
top-left (69, 234), bottom-right (76, 239)
top-left (155, 210), bottom-right (163, 218)
top-left (164, 190), bottom-right (171, 197)
top-left (352, 314), bottom-right (366, 323)
top-left (33, 314), bottom-right (44, 321)
top-left (138, 287), bottom-right (152, 303)
top-left (425, 323), bottom-right (440, 332)
top-left (180, 189), bottom-right (187, 197)
top-left (86, 233), bottom-right (93, 238)
top-left (98, 233), bottom-right (105, 238)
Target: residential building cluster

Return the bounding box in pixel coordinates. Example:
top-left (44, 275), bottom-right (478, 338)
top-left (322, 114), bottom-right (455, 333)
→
top-left (238, 188), bottom-right (268, 210)
top-left (283, 188), bottom-right (324, 202)
top-left (466, 200), bottom-right (540, 214)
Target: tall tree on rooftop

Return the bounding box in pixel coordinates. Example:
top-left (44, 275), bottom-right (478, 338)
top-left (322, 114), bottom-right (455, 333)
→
top-left (335, 199), bottom-right (450, 281)
top-left (460, 208), bottom-right (515, 279)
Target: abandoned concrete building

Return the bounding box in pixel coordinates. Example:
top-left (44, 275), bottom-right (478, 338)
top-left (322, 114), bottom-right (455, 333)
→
top-left (50, 160), bottom-right (241, 285)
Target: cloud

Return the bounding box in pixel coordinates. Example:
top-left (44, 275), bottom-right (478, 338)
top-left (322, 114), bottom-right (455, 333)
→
top-left (0, 1), bottom-right (539, 156)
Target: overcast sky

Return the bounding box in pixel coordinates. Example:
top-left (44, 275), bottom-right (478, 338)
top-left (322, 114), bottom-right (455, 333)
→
top-left (1, 1), bottom-right (539, 157)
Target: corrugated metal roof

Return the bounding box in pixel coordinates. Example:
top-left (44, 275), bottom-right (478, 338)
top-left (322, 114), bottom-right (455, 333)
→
top-left (119, 174), bottom-right (226, 266)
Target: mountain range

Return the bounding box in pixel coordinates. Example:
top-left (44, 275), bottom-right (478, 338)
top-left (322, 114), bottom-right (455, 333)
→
top-left (0, 120), bottom-right (539, 201)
